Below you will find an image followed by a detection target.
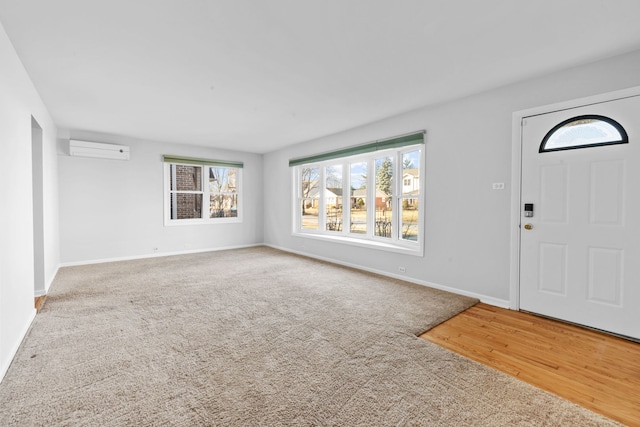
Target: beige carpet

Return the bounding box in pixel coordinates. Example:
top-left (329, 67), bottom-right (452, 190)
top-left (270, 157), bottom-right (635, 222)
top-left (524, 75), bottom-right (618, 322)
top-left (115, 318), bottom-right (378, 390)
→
top-left (0, 247), bottom-right (619, 426)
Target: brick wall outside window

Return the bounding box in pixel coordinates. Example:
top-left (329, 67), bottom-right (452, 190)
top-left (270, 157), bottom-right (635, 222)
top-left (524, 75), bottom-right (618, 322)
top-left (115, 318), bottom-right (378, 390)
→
top-left (170, 165), bottom-right (203, 219)
top-left (166, 161), bottom-right (241, 223)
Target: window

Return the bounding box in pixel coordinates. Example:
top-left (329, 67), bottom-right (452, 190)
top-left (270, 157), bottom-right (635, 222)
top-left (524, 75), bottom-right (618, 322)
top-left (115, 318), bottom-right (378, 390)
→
top-left (350, 161), bottom-right (367, 235)
top-left (300, 166), bottom-right (319, 230)
top-left (168, 164), bottom-right (203, 219)
top-left (209, 167), bottom-right (239, 218)
top-left (400, 150), bottom-right (420, 242)
top-left (325, 165), bottom-right (343, 232)
top-left (539, 115), bottom-right (628, 152)
top-left (163, 155), bottom-right (242, 225)
top-left (290, 132), bottom-right (424, 254)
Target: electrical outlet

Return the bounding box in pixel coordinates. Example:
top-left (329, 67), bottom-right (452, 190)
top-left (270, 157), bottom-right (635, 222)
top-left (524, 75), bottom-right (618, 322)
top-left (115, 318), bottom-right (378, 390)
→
top-left (492, 182), bottom-right (505, 190)
top-left (398, 266), bottom-right (406, 273)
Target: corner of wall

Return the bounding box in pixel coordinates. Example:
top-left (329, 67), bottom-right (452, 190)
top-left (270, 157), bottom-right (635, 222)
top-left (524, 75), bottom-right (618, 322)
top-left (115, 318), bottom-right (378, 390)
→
top-left (0, 308), bottom-right (36, 383)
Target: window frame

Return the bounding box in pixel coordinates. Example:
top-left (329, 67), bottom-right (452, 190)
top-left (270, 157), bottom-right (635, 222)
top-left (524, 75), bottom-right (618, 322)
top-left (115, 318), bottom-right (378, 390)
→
top-left (163, 160), bottom-right (243, 226)
top-left (539, 114), bottom-right (628, 153)
top-left (292, 143), bottom-right (424, 256)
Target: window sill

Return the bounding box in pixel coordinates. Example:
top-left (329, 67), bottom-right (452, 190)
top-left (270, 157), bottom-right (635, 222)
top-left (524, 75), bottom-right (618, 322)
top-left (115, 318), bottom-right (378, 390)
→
top-left (165, 217), bottom-right (242, 226)
top-left (292, 231), bottom-right (423, 257)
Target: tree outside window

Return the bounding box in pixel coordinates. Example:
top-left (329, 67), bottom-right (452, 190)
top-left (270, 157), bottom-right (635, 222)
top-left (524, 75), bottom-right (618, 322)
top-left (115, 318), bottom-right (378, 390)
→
top-left (293, 142), bottom-right (422, 252)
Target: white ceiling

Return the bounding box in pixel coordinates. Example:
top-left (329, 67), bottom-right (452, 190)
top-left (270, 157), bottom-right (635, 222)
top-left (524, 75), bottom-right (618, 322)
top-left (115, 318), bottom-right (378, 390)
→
top-left (2, 1), bottom-right (640, 153)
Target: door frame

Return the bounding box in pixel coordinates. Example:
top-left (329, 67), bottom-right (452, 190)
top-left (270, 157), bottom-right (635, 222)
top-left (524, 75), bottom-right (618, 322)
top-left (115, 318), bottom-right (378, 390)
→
top-left (509, 85), bottom-right (640, 310)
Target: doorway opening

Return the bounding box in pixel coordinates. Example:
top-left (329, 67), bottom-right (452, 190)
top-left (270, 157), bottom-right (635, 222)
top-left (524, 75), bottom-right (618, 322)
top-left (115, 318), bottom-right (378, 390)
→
top-left (31, 117), bottom-right (45, 297)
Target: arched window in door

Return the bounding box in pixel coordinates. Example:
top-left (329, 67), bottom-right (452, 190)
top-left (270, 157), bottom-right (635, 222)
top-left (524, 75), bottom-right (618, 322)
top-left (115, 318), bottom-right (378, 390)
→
top-left (539, 115), bottom-right (628, 153)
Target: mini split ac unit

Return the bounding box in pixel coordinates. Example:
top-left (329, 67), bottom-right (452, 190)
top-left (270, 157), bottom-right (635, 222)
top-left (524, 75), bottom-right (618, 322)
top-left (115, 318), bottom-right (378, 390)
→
top-left (69, 139), bottom-right (130, 160)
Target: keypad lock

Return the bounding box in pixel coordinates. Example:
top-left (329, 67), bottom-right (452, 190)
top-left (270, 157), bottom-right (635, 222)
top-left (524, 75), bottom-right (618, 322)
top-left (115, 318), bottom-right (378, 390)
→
top-left (524, 203), bottom-right (534, 218)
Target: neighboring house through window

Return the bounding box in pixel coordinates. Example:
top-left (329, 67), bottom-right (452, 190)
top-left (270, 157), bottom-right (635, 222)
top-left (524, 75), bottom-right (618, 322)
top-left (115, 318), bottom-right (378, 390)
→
top-left (290, 132), bottom-right (425, 255)
top-left (163, 155), bottom-right (242, 225)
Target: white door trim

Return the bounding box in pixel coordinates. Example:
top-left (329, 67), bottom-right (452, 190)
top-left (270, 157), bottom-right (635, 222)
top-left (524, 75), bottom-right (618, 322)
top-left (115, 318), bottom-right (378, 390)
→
top-left (509, 85), bottom-right (640, 310)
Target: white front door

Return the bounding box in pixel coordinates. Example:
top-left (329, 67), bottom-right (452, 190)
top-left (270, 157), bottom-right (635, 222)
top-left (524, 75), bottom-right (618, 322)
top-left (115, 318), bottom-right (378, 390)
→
top-left (520, 95), bottom-right (640, 340)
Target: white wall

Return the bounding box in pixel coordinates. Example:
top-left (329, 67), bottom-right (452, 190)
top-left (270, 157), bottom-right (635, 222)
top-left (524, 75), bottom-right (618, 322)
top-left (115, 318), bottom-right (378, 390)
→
top-left (264, 49), bottom-right (640, 306)
top-left (0, 22), bottom-right (60, 380)
top-left (58, 133), bottom-right (264, 264)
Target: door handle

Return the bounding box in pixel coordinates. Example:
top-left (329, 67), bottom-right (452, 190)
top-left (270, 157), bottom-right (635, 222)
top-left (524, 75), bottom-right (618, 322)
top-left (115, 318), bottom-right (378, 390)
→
top-left (524, 223), bottom-right (534, 230)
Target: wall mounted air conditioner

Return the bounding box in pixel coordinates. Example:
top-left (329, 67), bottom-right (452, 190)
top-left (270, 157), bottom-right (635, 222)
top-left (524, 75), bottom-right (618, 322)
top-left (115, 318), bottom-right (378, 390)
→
top-left (69, 140), bottom-right (130, 160)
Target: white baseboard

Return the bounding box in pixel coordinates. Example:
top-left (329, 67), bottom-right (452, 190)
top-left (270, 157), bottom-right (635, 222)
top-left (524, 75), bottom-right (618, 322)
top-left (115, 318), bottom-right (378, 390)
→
top-left (59, 243), bottom-right (262, 267)
top-left (34, 266), bottom-right (60, 297)
top-left (44, 265), bottom-right (60, 294)
top-left (264, 244), bottom-right (511, 309)
top-left (58, 242), bottom-right (511, 308)
top-left (0, 308), bottom-right (36, 383)
top-left (4, 242), bottom-right (508, 384)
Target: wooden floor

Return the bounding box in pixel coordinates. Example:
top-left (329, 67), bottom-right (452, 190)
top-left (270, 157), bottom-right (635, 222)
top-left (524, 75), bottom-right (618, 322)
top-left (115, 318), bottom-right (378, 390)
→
top-left (420, 303), bottom-right (640, 426)
top-left (34, 296), bottom-right (46, 311)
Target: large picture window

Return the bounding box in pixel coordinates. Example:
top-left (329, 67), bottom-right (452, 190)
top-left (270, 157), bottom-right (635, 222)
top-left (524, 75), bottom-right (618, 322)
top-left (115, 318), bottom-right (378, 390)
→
top-left (163, 155), bottom-right (242, 225)
top-left (290, 132), bottom-right (424, 254)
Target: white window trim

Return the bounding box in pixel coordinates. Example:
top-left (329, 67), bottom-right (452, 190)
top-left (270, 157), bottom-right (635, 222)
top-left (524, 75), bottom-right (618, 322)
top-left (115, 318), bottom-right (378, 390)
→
top-left (292, 144), bottom-right (424, 256)
top-left (163, 162), bottom-right (243, 226)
